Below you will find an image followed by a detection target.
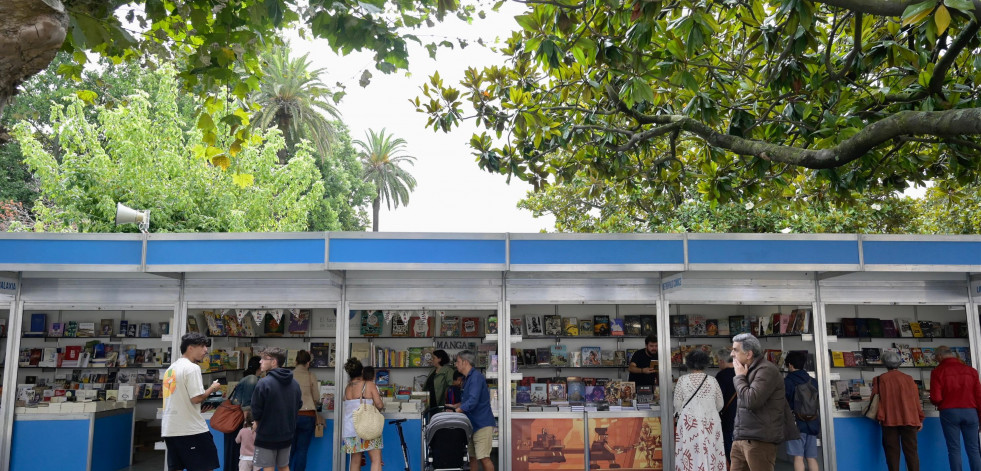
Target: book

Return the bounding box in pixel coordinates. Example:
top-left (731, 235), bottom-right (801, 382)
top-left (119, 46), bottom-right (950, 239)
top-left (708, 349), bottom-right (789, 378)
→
top-left (288, 310), bottom-right (310, 336)
top-left (440, 316), bottom-right (461, 337)
top-left (670, 315), bottom-right (690, 336)
top-left (359, 310), bottom-right (383, 337)
top-left (186, 317), bottom-right (199, 334)
top-left (509, 318), bottom-right (523, 336)
top-left (48, 322), bottom-right (64, 338)
top-left (563, 317), bottom-right (580, 336)
top-left (779, 312), bottom-right (792, 334)
top-left (567, 381), bottom-right (585, 402)
top-left (77, 322), bottom-right (96, 338)
top-left (26, 313), bottom-right (47, 337)
top-left (868, 318), bottom-right (884, 338)
top-left (486, 315), bottom-right (498, 335)
top-left (515, 385), bottom-right (532, 404)
top-left (543, 315), bottom-right (563, 336)
top-left (881, 319), bottom-right (898, 338)
top-left (525, 315), bottom-right (544, 336)
top-left (841, 318), bottom-right (858, 337)
top-left (831, 350), bottom-right (845, 367)
top-left (550, 345), bottom-right (569, 366)
top-left (461, 317), bottom-right (480, 337)
top-left (909, 322), bottom-right (924, 338)
top-left (522, 349), bottom-right (538, 366)
top-left (610, 318), bottom-right (625, 336)
top-left (411, 316), bottom-right (433, 337)
top-left (99, 319), bottom-right (114, 336)
top-left (729, 315), bottom-right (747, 335)
top-left (585, 385), bottom-right (606, 402)
top-left (593, 315), bottom-right (611, 336)
top-left (640, 315), bottom-right (656, 336)
top-left (863, 347), bottom-right (883, 366)
top-left (535, 347), bottom-right (551, 365)
top-left (578, 319), bottom-right (593, 336)
top-left (391, 314), bottom-right (410, 337)
top-left (310, 342), bottom-right (331, 367)
top-left (852, 350), bottom-right (865, 367)
top-left (921, 347), bottom-right (937, 366)
top-left (911, 348), bottom-right (925, 366)
top-left (689, 315), bottom-right (706, 336)
top-left (842, 351), bottom-right (856, 367)
top-left (705, 319), bottom-right (719, 336)
top-left (530, 383), bottom-right (548, 404)
top-left (139, 323), bottom-right (151, 337)
top-left (623, 316), bottom-right (642, 336)
top-left (126, 323), bottom-right (137, 337)
top-left (547, 382), bottom-right (567, 402)
top-left (581, 346), bottom-right (602, 366)
top-left (896, 319), bottom-right (913, 337)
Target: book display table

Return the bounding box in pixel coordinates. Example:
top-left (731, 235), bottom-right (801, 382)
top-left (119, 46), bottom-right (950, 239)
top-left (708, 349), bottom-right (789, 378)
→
top-left (206, 413), bottom-right (337, 471)
top-left (10, 407), bottom-right (133, 471)
top-left (834, 413), bottom-right (971, 470)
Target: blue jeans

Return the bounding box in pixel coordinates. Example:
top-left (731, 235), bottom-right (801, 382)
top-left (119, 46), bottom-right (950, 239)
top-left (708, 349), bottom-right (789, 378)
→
top-left (290, 415), bottom-right (316, 471)
top-left (940, 408), bottom-right (981, 471)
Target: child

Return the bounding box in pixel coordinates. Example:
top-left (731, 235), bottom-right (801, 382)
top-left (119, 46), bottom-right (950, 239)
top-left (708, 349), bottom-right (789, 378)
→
top-left (235, 410), bottom-right (257, 471)
top-left (446, 371), bottom-right (464, 405)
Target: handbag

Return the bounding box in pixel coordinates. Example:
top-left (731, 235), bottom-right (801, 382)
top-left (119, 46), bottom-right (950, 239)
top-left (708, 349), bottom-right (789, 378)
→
top-left (864, 377), bottom-right (880, 420)
top-left (353, 382), bottom-right (385, 440)
top-left (211, 399), bottom-right (244, 433)
top-left (314, 423), bottom-right (325, 438)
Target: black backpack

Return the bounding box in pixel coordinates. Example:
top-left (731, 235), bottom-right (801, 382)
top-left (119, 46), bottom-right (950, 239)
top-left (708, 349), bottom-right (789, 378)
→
top-left (792, 376), bottom-right (819, 421)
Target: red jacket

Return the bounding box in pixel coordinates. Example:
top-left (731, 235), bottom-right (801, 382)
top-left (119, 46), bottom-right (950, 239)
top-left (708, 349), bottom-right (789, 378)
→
top-left (930, 357), bottom-right (981, 412)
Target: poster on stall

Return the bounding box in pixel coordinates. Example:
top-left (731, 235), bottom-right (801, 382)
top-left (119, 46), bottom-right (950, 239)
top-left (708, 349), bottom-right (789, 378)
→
top-left (511, 417), bottom-right (585, 471)
top-left (586, 416), bottom-right (663, 470)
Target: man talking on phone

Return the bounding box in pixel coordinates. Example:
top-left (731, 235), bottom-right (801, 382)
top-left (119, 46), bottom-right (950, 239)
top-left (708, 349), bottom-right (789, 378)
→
top-left (162, 332), bottom-right (222, 471)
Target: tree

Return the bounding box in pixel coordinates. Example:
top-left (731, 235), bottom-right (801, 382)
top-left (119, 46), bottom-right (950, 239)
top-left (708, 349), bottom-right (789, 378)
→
top-left (10, 65), bottom-right (326, 232)
top-left (417, 0), bottom-right (981, 206)
top-left (251, 47), bottom-right (341, 165)
top-left (308, 122), bottom-right (375, 231)
top-left (1, 0), bottom-right (488, 166)
top-left (355, 129), bottom-right (417, 231)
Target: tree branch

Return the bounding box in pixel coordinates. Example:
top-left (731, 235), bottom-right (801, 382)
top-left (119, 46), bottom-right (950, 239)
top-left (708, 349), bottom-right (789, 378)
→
top-left (928, 21), bottom-right (980, 97)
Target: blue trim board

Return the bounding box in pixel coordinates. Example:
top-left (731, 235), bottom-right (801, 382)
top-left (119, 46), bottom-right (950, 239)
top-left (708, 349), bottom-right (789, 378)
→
top-left (688, 239), bottom-right (859, 265)
top-left (864, 240), bottom-right (981, 266)
top-left (147, 239), bottom-right (325, 265)
top-left (834, 416), bottom-right (968, 470)
top-left (329, 238), bottom-right (505, 265)
top-left (92, 410), bottom-right (134, 471)
top-left (510, 239), bottom-right (684, 265)
top-left (0, 240), bottom-right (142, 265)
top-left (12, 418), bottom-right (92, 470)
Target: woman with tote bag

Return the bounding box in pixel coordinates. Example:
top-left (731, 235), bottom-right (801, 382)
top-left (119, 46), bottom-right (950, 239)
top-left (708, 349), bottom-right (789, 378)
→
top-left (342, 358), bottom-right (384, 471)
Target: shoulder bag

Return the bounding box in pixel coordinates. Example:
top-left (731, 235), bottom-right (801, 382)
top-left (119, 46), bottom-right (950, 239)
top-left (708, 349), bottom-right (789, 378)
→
top-left (211, 398), bottom-right (244, 433)
top-left (863, 376), bottom-right (880, 420)
top-left (353, 382), bottom-right (385, 440)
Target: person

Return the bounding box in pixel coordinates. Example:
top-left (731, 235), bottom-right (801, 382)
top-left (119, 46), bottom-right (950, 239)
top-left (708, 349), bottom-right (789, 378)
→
top-left (930, 345), bottom-right (981, 471)
top-left (289, 350), bottom-right (324, 471)
top-left (343, 358), bottom-right (384, 471)
top-left (425, 349), bottom-right (456, 410)
top-left (715, 347), bottom-right (738, 466)
top-left (783, 351), bottom-right (819, 471)
top-left (730, 333), bottom-right (798, 471)
top-left (251, 347), bottom-right (302, 471)
top-left (452, 350), bottom-right (496, 471)
top-left (162, 332), bottom-right (222, 471)
top-left (628, 334), bottom-right (658, 389)
top-left (673, 349), bottom-right (726, 471)
top-left (446, 371), bottom-right (464, 405)
top-left (224, 356), bottom-right (262, 469)
top-left (236, 410), bottom-right (258, 471)
top-left (872, 350), bottom-right (924, 471)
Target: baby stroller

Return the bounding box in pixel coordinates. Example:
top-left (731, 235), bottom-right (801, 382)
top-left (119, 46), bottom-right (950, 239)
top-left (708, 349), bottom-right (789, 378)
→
top-left (425, 406), bottom-right (473, 471)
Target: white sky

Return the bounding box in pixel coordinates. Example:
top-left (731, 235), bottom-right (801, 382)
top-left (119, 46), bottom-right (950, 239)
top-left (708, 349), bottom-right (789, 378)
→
top-left (289, 5), bottom-right (555, 233)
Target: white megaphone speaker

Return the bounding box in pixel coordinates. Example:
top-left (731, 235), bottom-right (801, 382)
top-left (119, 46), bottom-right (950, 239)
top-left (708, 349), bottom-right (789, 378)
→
top-left (115, 203), bottom-right (150, 232)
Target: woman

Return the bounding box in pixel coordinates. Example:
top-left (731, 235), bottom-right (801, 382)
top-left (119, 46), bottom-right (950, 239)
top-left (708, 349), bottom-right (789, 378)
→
top-left (223, 356), bottom-right (261, 469)
top-left (343, 358), bottom-right (384, 471)
top-left (674, 349), bottom-right (725, 471)
top-left (872, 350), bottom-right (924, 471)
top-left (290, 350), bottom-right (324, 471)
top-left (425, 349), bottom-right (455, 409)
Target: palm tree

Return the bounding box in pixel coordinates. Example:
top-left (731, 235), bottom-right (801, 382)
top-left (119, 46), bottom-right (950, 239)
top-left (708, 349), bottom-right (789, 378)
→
top-left (355, 129), bottom-right (418, 231)
top-left (251, 47), bottom-right (341, 164)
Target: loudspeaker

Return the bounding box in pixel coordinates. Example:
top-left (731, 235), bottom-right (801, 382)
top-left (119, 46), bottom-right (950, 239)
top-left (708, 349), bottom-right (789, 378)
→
top-left (115, 203), bottom-right (149, 227)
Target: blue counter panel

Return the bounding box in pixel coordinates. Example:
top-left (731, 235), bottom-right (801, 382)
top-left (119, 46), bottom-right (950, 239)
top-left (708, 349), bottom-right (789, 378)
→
top-left (834, 416), bottom-right (970, 469)
top-left (510, 239), bottom-right (683, 265)
top-left (330, 239), bottom-right (505, 265)
top-left (864, 241), bottom-right (981, 266)
top-left (347, 418), bottom-right (423, 471)
top-left (11, 418), bottom-right (92, 470)
top-left (92, 410), bottom-right (134, 471)
top-left (0, 240), bottom-right (142, 265)
top-left (689, 239), bottom-right (859, 265)
top-left (148, 239), bottom-right (325, 265)
top-left (210, 419), bottom-right (335, 470)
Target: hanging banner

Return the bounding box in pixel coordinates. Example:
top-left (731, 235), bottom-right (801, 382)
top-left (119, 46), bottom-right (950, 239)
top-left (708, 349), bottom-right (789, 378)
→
top-left (398, 310), bottom-right (411, 325)
top-left (252, 309), bottom-right (266, 326)
top-left (419, 310), bottom-right (430, 327)
top-left (270, 309), bottom-right (284, 324)
top-left (235, 309), bottom-right (248, 323)
top-left (383, 310), bottom-right (395, 326)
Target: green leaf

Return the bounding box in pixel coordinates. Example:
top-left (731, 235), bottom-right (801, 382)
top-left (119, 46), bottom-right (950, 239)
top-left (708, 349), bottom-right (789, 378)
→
top-left (75, 90), bottom-right (98, 105)
top-left (901, 0), bottom-right (936, 27)
top-left (943, 0), bottom-right (974, 13)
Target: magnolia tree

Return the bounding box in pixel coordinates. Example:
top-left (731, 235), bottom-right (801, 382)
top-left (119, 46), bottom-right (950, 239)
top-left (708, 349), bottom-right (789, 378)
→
top-left (12, 66), bottom-right (325, 232)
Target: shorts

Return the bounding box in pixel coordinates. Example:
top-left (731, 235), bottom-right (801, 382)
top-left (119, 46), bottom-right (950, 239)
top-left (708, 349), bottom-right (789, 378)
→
top-left (468, 426), bottom-right (494, 460)
top-left (254, 445), bottom-right (291, 469)
top-left (785, 432), bottom-right (818, 458)
top-left (238, 458), bottom-right (257, 471)
top-left (164, 431), bottom-right (220, 471)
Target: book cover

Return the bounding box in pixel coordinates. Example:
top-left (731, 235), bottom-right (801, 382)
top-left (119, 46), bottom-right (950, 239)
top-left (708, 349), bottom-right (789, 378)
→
top-left (585, 385), bottom-right (606, 402)
top-left (410, 316), bottom-right (433, 337)
top-left (310, 342), bottom-right (331, 367)
top-left (728, 316), bottom-right (745, 335)
top-left (99, 319), bottom-right (114, 336)
top-left (610, 318), bottom-right (625, 336)
top-left (868, 318), bottom-right (884, 338)
top-left (896, 319), bottom-right (913, 337)
top-left (705, 319), bottom-right (719, 336)
top-left (863, 347), bottom-right (883, 365)
top-left (461, 317), bottom-right (480, 337)
top-left (549, 345), bottom-right (569, 366)
top-left (780, 312), bottom-right (792, 334)
top-left (841, 318), bottom-right (858, 337)
top-left (578, 319), bottom-right (593, 336)
top-left (525, 315), bottom-right (544, 336)
top-left (921, 347), bottom-right (937, 366)
top-left (581, 346), bottom-right (602, 366)
top-left (359, 310), bottom-right (383, 337)
top-left (796, 309), bottom-right (812, 333)
top-left (881, 319), bottom-right (898, 338)
top-left (640, 315), bottom-right (656, 336)
top-left (689, 315), bottom-right (706, 336)
top-left (139, 323), bottom-right (151, 338)
top-left (567, 381), bottom-right (585, 402)
top-left (547, 382), bottom-right (567, 402)
top-left (486, 315), bottom-right (498, 335)
top-left (600, 349), bottom-right (616, 366)
top-left (27, 313), bottom-right (47, 336)
top-left (763, 313), bottom-right (776, 335)
top-left (77, 322), bottom-right (95, 338)
top-left (390, 314), bottom-right (410, 337)
top-left (535, 347), bottom-right (551, 365)
top-left (440, 316), bottom-right (461, 337)
top-left (522, 349), bottom-right (538, 366)
top-left (593, 315), bottom-right (611, 336)
top-left (852, 350), bottom-right (865, 367)
top-left (831, 350), bottom-right (845, 367)
top-left (909, 321), bottom-right (924, 338)
top-left (516, 385), bottom-right (532, 404)
top-left (288, 310), bottom-right (310, 336)
top-left (911, 348), bottom-right (925, 366)
top-left (563, 317), bottom-right (580, 336)
top-left (748, 315), bottom-right (760, 336)
top-left (893, 343), bottom-right (914, 366)
top-left (624, 316), bottom-right (642, 336)
top-left (670, 315), bottom-right (690, 336)
top-left (543, 315), bottom-right (563, 336)
top-left (530, 383), bottom-right (548, 404)
top-left (842, 351), bottom-right (856, 367)
top-left (48, 322), bottom-right (64, 338)
top-left (509, 318), bottom-right (523, 336)
top-left (375, 369), bottom-right (390, 386)
top-left (186, 317), bottom-right (199, 334)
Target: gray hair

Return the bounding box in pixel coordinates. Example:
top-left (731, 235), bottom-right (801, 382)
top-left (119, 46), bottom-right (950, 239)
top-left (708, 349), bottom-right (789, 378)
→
top-left (715, 347), bottom-right (733, 365)
top-left (456, 350), bottom-right (476, 367)
top-left (732, 333), bottom-right (762, 358)
top-left (881, 350), bottom-right (902, 369)
top-left (935, 346), bottom-right (955, 359)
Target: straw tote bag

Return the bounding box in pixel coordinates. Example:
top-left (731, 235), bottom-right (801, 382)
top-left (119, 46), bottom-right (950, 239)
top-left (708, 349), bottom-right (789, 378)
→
top-left (353, 382), bottom-right (384, 440)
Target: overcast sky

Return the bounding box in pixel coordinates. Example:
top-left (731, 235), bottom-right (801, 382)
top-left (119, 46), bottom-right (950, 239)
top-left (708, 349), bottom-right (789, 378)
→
top-left (289, 4), bottom-right (555, 233)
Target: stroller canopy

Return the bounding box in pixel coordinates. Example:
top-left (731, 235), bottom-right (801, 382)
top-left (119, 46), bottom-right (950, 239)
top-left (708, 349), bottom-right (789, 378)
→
top-left (426, 412), bottom-right (473, 444)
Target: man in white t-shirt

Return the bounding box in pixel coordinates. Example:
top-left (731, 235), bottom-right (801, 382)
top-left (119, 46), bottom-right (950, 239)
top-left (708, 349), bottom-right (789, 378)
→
top-left (162, 332), bottom-right (222, 471)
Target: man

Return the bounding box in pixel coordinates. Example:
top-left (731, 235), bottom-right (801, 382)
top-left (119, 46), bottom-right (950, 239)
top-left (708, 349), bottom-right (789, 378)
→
top-left (627, 334), bottom-right (658, 389)
top-left (783, 351), bottom-right (819, 471)
top-left (251, 347), bottom-right (302, 471)
top-left (453, 350), bottom-right (495, 471)
top-left (715, 347), bottom-right (738, 466)
top-left (162, 332), bottom-right (222, 471)
top-left (730, 333), bottom-right (798, 471)
top-left (930, 345), bottom-right (981, 471)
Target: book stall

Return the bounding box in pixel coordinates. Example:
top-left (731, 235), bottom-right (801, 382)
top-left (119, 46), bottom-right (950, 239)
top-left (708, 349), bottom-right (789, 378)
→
top-left (0, 233), bottom-right (979, 471)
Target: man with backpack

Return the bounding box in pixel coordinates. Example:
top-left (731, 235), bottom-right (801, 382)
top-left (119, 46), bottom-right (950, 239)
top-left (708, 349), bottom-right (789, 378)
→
top-left (784, 351), bottom-right (819, 471)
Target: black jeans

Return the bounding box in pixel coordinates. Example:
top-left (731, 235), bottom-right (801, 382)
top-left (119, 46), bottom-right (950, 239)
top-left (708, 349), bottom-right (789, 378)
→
top-left (881, 425), bottom-right (919, 471)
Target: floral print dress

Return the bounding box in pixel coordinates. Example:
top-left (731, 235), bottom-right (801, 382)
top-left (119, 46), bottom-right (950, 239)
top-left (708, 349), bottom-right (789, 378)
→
top-left (673, 372), bottom-right (726, 471)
